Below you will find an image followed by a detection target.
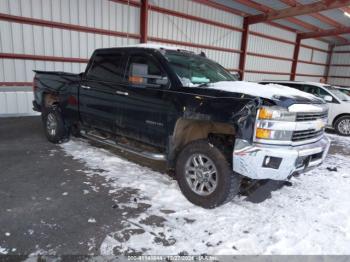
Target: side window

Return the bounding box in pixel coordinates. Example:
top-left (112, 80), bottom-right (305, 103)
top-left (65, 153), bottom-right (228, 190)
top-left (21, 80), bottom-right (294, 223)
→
top-left (87, 52), bottom-right (124, 82)
top-left (126, 54), bottom-right (166, 86)
top-left (318, 87), bottom-right (330, 99)
top-left (287, 84), bottom-right (305, 92)
top-left (303, 85), bottom-right (318, 95)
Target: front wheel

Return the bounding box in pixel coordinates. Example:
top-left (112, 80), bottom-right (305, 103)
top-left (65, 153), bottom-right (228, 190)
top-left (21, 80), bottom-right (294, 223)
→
top-left (42, 106), bottom-right (70, 143)
top-left (334, 116), bottom-right (350, 136)
top-left (175, 139), bottom-right (241, 208)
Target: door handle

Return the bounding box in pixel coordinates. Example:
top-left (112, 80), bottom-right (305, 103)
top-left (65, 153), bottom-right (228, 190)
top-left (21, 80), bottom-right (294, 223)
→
top-left (116, 91), bottom-right (129, 96)
top-left (81, 85), bottom-right (91, 90)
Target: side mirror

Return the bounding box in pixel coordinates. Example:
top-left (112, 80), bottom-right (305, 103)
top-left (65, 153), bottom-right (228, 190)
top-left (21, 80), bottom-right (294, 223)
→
top-left (130, 63), bottom-right (148, 77)
top-left (129, 63), bottom-right (168, 86)
top-left (155, 77), bottom-right (169, 86)
top-left (323, 95), bottom-right (333, 102)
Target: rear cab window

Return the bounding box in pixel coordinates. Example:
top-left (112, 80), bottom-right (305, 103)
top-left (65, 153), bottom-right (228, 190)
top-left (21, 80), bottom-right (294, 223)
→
top-left (86, 51), bottom-right (126, 83)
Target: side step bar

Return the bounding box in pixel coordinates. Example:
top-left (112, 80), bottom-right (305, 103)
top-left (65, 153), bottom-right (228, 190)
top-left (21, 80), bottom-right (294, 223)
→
top-left (80, 131), bottom-right (167, 161)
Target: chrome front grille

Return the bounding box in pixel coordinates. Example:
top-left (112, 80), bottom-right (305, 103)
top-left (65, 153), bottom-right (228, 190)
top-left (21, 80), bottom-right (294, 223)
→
top-left (296, 112), bottom-right (328, 122)
top-left (292, 129), bottom-right (324, 142)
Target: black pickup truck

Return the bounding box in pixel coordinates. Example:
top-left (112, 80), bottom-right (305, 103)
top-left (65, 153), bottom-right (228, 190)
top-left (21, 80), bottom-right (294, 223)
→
top-left (33, 44), bottom-right (330, 208)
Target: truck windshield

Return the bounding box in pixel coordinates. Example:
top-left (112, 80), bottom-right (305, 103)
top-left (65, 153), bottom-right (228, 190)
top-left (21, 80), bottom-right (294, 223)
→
top-left (324, 85), bottom-right (350, 101)
top-left (164, 51), bottom-right (237, 87)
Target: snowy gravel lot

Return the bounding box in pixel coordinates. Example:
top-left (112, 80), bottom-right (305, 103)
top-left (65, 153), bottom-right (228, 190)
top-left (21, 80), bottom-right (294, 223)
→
top-left (57, 133), bottom-right (350, 255)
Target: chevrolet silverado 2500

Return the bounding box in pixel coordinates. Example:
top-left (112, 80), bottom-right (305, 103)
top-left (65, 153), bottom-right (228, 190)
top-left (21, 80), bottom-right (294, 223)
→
top-left (33, 44), bottom-right (331, 208)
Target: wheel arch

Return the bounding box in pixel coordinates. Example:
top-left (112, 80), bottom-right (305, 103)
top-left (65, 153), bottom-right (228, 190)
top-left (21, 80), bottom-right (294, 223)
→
top-left (167, 118), bottom-right (236, 168)
top-left (332, 113), bottom-right (350, 127)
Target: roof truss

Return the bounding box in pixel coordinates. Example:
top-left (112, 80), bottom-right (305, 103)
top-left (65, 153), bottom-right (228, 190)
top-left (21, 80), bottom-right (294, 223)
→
top-left (247, 0), bottom-right (350, 24)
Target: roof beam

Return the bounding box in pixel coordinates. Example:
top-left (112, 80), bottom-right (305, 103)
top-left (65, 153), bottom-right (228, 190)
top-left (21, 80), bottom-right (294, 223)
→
top-left (234, 0), bottom-right (329, 35)
top-left (280, 0), bottom-right (348, 42)
top-left (299, 27), bottom-right (350, 39)
top-left (247, 0), bottom-right (350, 24)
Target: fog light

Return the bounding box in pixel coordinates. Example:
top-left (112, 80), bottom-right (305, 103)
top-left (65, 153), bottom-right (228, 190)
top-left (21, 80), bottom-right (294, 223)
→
top-left (262, 156), bottom-right (282, 169)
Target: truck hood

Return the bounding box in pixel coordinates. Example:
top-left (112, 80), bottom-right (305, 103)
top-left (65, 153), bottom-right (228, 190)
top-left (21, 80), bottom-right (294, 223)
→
top-left (205, 81), bottom-right (324, 105)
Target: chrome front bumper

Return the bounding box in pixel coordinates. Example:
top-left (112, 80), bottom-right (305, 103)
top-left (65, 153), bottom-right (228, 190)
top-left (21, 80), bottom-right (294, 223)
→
top-left (233, 136), bottom-right (331, 180)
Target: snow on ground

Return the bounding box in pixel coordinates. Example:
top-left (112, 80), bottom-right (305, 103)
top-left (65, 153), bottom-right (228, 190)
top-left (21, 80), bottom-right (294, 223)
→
top-left (0, 246), bottom-right (8, 254)
top-left (61, 134), bottom-right (350, 255)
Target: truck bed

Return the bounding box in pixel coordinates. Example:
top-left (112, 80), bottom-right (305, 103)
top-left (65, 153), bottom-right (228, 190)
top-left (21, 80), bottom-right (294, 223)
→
top-left (34, 70), bottom-right (81, 93)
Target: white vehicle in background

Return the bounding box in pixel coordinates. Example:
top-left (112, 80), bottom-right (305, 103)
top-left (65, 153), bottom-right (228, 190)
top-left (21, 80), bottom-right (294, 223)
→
top-left (335, 86), bottom-right (350, 97)
top-left (259, 81), bottom-right (350, 136)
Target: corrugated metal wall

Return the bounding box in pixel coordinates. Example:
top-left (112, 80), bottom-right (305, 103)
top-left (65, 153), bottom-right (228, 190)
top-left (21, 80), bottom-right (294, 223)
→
top-left (148, 0), bottom-right (243, 71)
top-left (295, 39), bottom-right (329, 83)
top-left (0, 0), bottom-right (333, 116)
top-left (245, 23), bottom-right (296, 82)
top-left (0, 0), bottom-right (139, 116)
top-left (328, 45), bottom-right (350, 87)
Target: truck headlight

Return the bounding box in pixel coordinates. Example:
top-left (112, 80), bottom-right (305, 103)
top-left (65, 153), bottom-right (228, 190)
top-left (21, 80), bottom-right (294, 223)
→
top-left (255, 107), bottom-right (296, 142)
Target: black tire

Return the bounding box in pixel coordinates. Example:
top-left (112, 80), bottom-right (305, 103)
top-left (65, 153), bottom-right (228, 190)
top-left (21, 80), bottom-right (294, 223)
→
top-left (42, 106), bottom-right (70, 143)
top-left (334, 116), bottom-right (350, 136)
top-left (175, 139), bottom-right (241, 208)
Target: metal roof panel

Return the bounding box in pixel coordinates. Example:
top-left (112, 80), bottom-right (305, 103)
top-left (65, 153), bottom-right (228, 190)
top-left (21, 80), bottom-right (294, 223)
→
top-left (212, 0), bottom-right (260, 15)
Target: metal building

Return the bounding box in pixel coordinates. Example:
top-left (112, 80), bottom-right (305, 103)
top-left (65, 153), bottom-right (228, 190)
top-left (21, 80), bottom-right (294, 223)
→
top-left (1, 0), bottom-right (350, 116)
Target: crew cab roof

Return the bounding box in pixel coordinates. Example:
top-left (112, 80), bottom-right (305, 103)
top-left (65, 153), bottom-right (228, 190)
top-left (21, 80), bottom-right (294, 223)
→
top-left (94, 43), bottom-right (195, 53)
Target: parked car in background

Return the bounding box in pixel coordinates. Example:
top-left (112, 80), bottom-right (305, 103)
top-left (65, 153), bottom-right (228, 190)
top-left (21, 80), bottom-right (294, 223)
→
top-left (32, 45), bottom-right (330, 208)
top-left (259, 81), bottom-right (350, 136)
top-left (335, 86), bottom-right (350, 97)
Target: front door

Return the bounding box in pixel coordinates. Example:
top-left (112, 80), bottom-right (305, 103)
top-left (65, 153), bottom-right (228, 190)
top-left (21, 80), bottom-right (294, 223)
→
top-left (114, 51), bottom-right (171, 148)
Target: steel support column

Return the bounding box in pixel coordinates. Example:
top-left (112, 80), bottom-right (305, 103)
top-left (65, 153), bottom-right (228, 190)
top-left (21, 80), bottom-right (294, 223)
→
top-left (325, 45), bottom-right (334, 83)
top-left (239, 18), bottom-right (249, 80)
top-left (291, 35), bottom-right (301, 81)
top-left (140, 0), bottom-right (148, 43)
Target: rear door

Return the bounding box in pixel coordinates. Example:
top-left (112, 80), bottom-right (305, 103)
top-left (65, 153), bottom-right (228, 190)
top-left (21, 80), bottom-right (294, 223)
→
top-left (79, 50), bottom-right (127, 133)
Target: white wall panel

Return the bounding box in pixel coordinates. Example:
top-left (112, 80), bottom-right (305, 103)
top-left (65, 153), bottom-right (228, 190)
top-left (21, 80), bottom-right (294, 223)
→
top-left (312, 50), bottom-right (328, 64)
top-left (333, 45), bottom-right (350, 52)
top-left (0, 92), bottom-right (38, 116)
top-left (246, 55), bottom-right (292, 73)
top-left (150, 0), bottom-right (243, 28)
top-left (148, 11), bottom-right (242, 50)
top-left (0, 59), bottom-right (87, 82)
top-left (295, 76), bottom-right (323, 82)
top-left (0, 0), bottom-right (140, 34)
top-left (297, 39), bottom-right (329, 81)
top-left (331, 53), bottom-right (350, 65)
top-left (296, 63), bottom-right (326, 75)
top-left (245, 73), bottom-right (290, 82)
top-left (245, 23), bottom-right (295, 81)
top-left (250, 23), bottom-right (296, 41)
top-left (328, 77), bottom-right (350, 87)
top-left (0, 21), bottom-right (139, 58)
top-left (329, 66), bottom-right (350, 77)
top-left (301, 39), bottom-right (329, 51)
top-left (148, 41), bottom-right (240, 70)
top-left (328, 52), bottom-right (350, 87)
top-left (248, 35), bottom-right (294, 59)
top-left (298, 47), bottom-right (312, 61)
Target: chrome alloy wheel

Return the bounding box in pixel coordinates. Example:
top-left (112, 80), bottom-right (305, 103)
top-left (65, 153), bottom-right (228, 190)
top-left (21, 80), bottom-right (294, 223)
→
top-left (185, 154), bottom-right (218, 196)
top-left (46, 113), bottom-right (57, 137)
top-left (338, 119), bottom-right (350, 135)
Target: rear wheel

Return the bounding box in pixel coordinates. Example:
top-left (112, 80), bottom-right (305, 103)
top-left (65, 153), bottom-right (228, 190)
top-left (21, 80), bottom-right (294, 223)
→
top-left (334, 116), bottom-right (350, 136)
top-left (42, 106), bottom-right (70, 143)
top-left (175, 139), bottom-right (240, 208)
